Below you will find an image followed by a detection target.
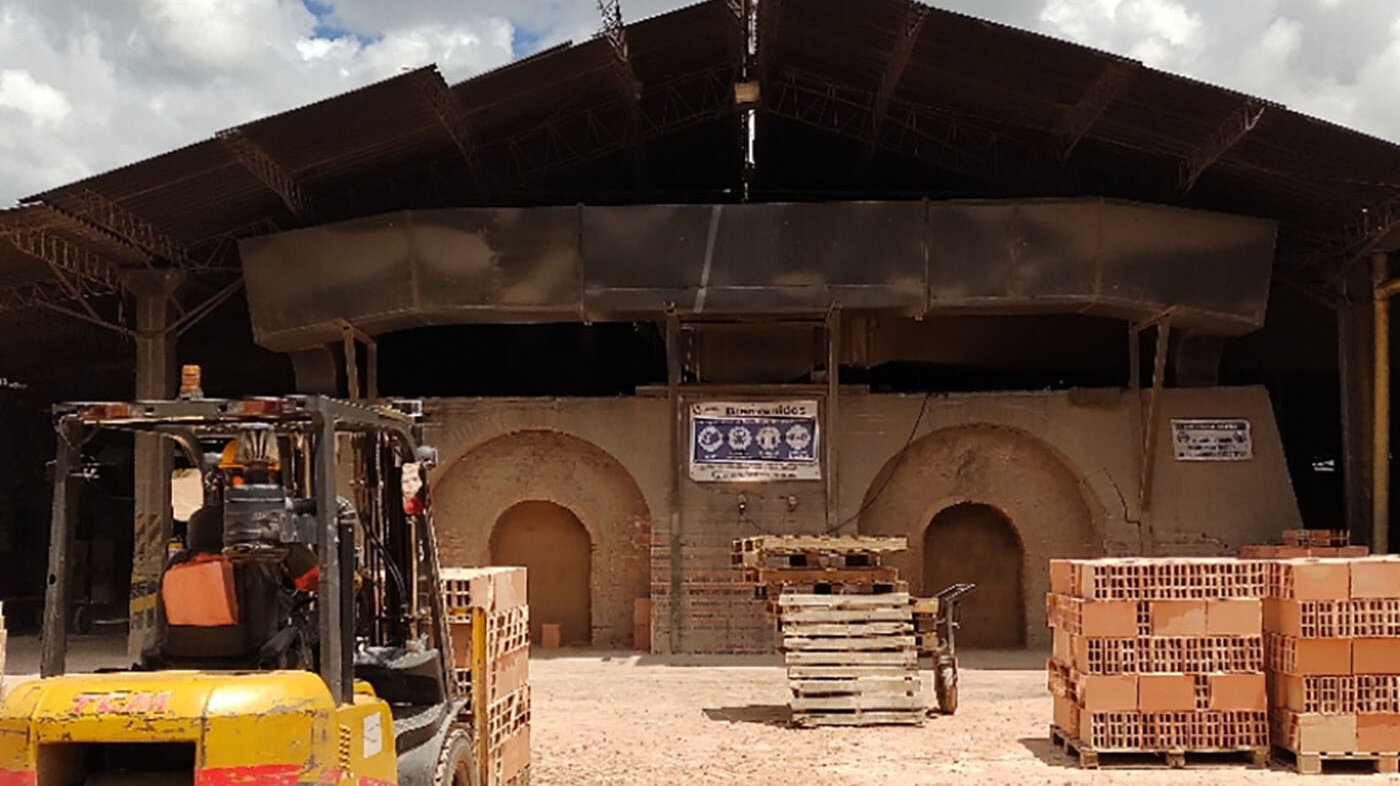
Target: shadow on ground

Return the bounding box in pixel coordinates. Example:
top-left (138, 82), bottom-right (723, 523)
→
top-left (703, 705), bottom-right (792, 727)
top-left (1019, 736), bottom-right (1070, 768)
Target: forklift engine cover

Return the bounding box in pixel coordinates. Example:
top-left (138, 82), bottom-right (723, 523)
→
top-left (0, 670), bottom-right (397, 784)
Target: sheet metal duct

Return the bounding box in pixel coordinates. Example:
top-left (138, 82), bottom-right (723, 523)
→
top-left (239, 198), bottom-right (1274, 352)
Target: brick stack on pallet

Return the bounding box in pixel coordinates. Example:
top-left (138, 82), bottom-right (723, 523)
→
top-left (441, 567), bottom-right (532, 786)
top-left (778, 591), bottom-right (923, 727)
top-left (1264, 556), bottom-right (1400, 774)
top-left (1241, 529), bottom-right (1368, 559)
top-left (1046, 558), bottom-right (1269, 769)
top-left (735, 535), bottom-right (922, 727)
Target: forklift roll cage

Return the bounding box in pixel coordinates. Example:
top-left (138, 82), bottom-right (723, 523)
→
top-left (40, 394), bottom-right (456, 708)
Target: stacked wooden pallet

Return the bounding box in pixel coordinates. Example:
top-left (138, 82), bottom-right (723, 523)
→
top-left (441, 567), bottom-right (532, 786)
top-left (1046, 558), bottom-right (1269, 769)
top-left (1264, 557), bottom-right (1400, 774)
top-left (732, 535), bottom-right (908, 598)
top-left (778, 592), bottom-right (923, 727)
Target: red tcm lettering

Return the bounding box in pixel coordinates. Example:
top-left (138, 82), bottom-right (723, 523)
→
top-left (70, 691), bottom-right (172, 715)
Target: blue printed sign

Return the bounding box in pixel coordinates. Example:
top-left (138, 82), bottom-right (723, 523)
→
top-left (689, 400), bottom-right (821, 482)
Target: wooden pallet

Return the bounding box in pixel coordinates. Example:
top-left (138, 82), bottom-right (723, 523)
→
top-left (733, 535), bottom-right (908, 557)
top-left (1049, 725), bottom-right (1267, 770)
top-left (792, 710), bottom-right (925, 727)
top-left (733, 550), bottom-right (887, 569)
top-left (746, 566), bottom-right (900, 584)
top-left (779, 592), bottom-right (924, 727)
top-left (1271, 746), bottom-right (1400, 775)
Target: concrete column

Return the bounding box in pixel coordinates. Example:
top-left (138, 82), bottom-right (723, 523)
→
top-left (126, 271), bottom-right (182, 660)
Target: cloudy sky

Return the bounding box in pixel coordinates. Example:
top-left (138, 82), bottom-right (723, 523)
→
top-left (1, 0), bottom-right (1398, 208)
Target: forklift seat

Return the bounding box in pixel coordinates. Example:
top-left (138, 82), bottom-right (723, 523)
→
top-left (161, 554), bottom-right (239, 627)
top-left (156, 560), bottom-right (287, 664)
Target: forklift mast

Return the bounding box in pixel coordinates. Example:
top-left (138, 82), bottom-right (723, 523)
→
top-left (40, 394), bottom-right (457, 707)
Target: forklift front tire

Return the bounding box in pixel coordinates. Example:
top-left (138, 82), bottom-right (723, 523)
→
top-left (434, 727), bottom-right (481, 786)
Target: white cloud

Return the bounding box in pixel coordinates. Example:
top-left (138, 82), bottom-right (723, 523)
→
top-left (0, 69), bottom-right (72, 126)
top-left (1039, 0), bottom-right (1206, 71)
top-left (0, 0), bottom-right (515, 206)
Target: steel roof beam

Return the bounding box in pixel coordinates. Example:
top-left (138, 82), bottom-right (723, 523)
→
top-left (1056, 58), bottom-right (1137, 161)
top-left (217, 129), bottom-right (316, 222)
top-left (0, 278), bottom-right (129, 335)
top-left (863, 3), bottom-right (929, 165)
top-left (756, 0), bottom-right (781, 78)
top-left (2, 229), bottom-right (124, 293)
top-left (1178, 99), bottom-right (1268, 196)
top-left (598, 0), bottom-right (648, 188)
top-left (486, 66), bottom-right (736, 186)
top-left (416, 69), bottom-right (488, 200)
top-left (1325, 193), bottom-right (1400, 285)
top-left (42, 187), bottom-right (195, 268)
top-left (766, 66), bottom-right (1000, 182)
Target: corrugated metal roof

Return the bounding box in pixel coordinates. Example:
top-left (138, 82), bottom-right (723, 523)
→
top-left (2, 0), bottom-right (1396, 314)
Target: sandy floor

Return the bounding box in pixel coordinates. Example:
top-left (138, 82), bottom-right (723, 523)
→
top-left (3, 638), bottom-right (1387, 784)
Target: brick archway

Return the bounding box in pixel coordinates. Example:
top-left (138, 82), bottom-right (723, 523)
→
top-left (857, 424), bottom-right (1102, 648)
top-left (923, 502), bottom-right (1025, 648)
top-left (433, 429), bottom-right (651, 649)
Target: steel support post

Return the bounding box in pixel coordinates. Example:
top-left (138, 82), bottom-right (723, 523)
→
top-left (665, 312), bottom-right (683, 654)
top-left (1339, 269), bottom-right (1375, 547)
top-left (1374, 254), bottom-right (1393, 553)
top-left (315, 412), bottom-right (348, 703)
top-left (126, 270), bottom-right (182, 660)
top-left (825, 306), bottom-right (840, 531)
top-left (1131, 313), bottom-right (1172, 556)
top-left (41, 418), bottom-right (82, 677)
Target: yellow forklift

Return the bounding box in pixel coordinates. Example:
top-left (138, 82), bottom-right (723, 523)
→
top-left (0, 392), bottom-right (480, 785)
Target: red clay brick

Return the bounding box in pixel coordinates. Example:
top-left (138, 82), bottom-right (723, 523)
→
top-left (1053, 693), bottom-right (1080, 739)
top-left (1053, 628), bottom-right (1072, 665)
top-left (1138, 674), bottom-right (1196, 712)
top-left (1206, 598), bottom-right (1262, 635)
top-left (1050, 560), bottom-right (1075, 597)
top-left (1277, 559), bottom-right (1352, 601)
top-left (1353, 638), bottom-right (1400, 675)
top-left (1077, 674), bottom-right (1139, 712)
top-left (1083, 601), bottom-right (1139, 638)
top-left (1149, 600), bottom-right (1207, 636)
top-left (1208, 673), bottom-right (1266, 711)
top-left (1284, 711), bottom-right (1357, 754)
top-left (1356, 714), bottom-right (1400, 753)
top-left (1267, 633), bottom-right (1352, 676)
top-left (1350, 558), bottom-right (1400, 600)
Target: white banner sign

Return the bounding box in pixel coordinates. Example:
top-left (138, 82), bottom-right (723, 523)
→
top-left (689, 400), bottom-right (821, 482)
top-left (1172, 418), bottom-right (1253, 461)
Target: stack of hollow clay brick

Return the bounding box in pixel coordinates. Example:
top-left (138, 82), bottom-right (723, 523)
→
top-left (1265, 557), bottom-right (1400, 774)
top-left (1241, 529), bottom-right (1368, 559)
top-left (1047, 558), bottom-right (1269, 768)
top-left (441, 567), bottom-right (532, 786)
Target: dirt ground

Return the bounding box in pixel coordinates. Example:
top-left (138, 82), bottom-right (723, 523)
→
top-left (2, 638), bottom-right (1387, 784)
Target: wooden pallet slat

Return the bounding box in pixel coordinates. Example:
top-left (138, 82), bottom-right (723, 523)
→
top-left (790, 676), bottom-right (922, 694)
top-left (776, 592), bottom-right (912, 607)
top-left (781, 635), bottom-right (917, 651)
top-left (780, 621), bottom-right (913, 637)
